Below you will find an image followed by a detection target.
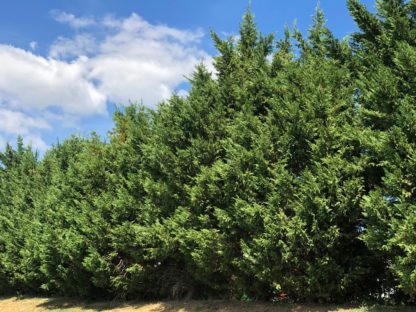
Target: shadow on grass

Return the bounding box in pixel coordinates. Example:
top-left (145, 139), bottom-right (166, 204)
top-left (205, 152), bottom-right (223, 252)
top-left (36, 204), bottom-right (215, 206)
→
top-left (35, 297), bottom-right (160, 311)
top-left (36, 298), bottom-right (277, 311)
top-left (34, 298), bottom-right (361, 312)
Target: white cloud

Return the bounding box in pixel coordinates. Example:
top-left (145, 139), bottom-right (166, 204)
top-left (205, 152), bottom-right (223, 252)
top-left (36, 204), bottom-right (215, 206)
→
top-left (102, 13), bottom-right (204, 44)
top-left (0, 45), bottom-right (107, 115)
top-left (51, 10), bottom-right (96, 29)
top-left (0, 135), bottom-right (6, 150)
top-left (0, 11), bottom-right (212, 152)
top-left (22, 134), bottom-right (49, 151)
top-left (0, 108), bottom-right (49, 151)
top-left (0, 108), bottom-right (50, 134)
top-left (49, 12), bottom-right (210, 106)
top-left (49, 34), bottom-right (96, 59)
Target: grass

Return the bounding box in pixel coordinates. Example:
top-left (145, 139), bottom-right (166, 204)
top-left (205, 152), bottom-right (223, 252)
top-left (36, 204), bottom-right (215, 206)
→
top-left (0, 297), bottom-right (414, 312)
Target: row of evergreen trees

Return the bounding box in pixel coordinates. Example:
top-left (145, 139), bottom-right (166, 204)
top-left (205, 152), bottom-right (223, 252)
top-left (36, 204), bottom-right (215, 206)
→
top-left (1, 0), bottom-right (416, 303)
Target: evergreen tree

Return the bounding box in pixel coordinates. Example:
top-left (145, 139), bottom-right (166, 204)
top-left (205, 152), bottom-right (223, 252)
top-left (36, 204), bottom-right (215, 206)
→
top-left (348, 0), bottom-right (416, 300)
top-left (1, 1), bottom-right (416, 303)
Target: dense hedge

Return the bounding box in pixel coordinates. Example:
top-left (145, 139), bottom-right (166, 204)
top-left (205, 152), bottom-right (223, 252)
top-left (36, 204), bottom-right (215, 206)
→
top-left (1, 0), bottom-right (416, 303)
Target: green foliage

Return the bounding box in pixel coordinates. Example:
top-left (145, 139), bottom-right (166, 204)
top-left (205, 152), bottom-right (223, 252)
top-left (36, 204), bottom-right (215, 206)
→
top-left (348, 0), bottom-right (416, 301)
top-left (1, 1), bottom-right (416, 304)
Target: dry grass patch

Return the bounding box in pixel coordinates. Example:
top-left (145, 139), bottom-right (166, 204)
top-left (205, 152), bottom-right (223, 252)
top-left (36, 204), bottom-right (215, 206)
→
top-left (0, 297), bottom-right (414, 312)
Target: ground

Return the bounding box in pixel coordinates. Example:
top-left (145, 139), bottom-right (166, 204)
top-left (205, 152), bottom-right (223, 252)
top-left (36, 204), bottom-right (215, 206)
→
top-left (0, 297), bottom-right (414, 312)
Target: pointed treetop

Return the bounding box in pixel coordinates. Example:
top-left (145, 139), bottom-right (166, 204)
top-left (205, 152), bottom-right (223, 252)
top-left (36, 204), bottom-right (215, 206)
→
top-left (307, 2), bottom-right (335, 55)
top-left (239, 5), bottom-right (258, 55)
top-left (188, 62), bottom-right (212, 86)
top-left (312, 1), bottom-right (325, 28)
top-left (347, 0), bottom-right (382, 41)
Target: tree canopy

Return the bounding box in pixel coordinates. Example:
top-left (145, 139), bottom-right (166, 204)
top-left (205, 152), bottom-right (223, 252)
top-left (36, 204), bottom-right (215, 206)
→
top-left (1, 0), bottom-right (416, 304)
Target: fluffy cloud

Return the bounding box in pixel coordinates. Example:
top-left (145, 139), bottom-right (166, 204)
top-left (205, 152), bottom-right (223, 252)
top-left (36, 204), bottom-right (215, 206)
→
top-left (51, 11), bottom-right (96, 29)
top-left (0, 108), bottom-right (49, 151)
top-left (0, 108), bottom-right (49, 134)
top-left (0, 11), bottom-right (211, 151)
top-left (51, 13), bottom-right (210, 106)
top-left (49, 34), bottom-right (96, 59)
top-left (0, 45), bottom-right (107, 116)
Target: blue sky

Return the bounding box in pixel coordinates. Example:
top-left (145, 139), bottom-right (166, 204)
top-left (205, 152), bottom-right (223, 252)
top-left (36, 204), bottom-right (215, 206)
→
top-left (0, 0), bottom-right (375, 152)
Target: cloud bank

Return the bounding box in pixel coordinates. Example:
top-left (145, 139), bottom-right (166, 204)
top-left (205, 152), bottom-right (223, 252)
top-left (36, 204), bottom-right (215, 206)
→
top-left (0, 11), bottom-right (211, 151)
